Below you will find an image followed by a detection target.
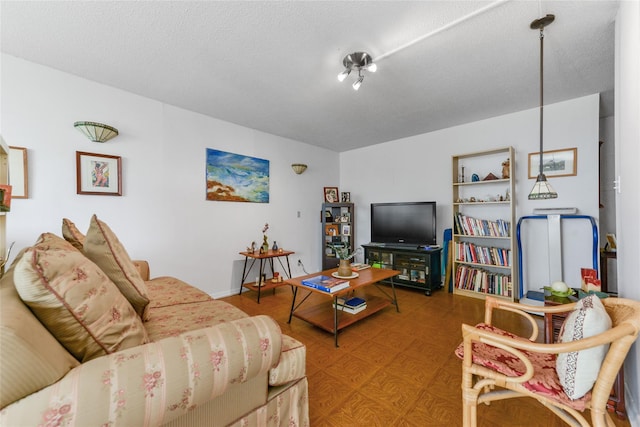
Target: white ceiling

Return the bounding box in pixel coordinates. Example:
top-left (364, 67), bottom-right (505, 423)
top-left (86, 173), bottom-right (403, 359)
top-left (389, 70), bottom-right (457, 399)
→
top-left (0, 1), bottom-right (618, 152)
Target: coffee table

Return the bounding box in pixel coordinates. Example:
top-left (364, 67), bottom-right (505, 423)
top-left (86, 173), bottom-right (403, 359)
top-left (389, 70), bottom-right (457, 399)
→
top-left (286, 267), bottom-right (400, 347)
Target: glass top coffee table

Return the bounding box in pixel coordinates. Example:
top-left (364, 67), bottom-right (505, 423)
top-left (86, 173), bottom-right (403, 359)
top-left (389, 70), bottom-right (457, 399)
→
top-left (285, 267), bottom-right (400, 347)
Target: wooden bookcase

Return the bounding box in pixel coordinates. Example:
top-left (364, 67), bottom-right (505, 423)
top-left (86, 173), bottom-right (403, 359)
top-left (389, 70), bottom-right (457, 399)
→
top-left (321, 203), bottom-right (355, 270)
top-left (451, 147), bottom-right (516, 301)
top-left (0, 137), bottom-right (8, 274)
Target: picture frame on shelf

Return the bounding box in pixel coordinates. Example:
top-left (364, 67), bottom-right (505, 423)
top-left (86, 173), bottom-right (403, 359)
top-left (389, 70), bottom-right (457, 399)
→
top-left (9, 146), bottom-right (28, 198)
top-left (528, 147), bottom-right (577, 179)
top-left (76, 151), bottom-right (122, 196)
top-left (342, 224), bottom-right (351, 236)
top-left (341, 191), bottom-right (351, 202)
top-left (325, 224), bottom-right (339, 236)
top-left (324, 186), bottom-right (339, 203)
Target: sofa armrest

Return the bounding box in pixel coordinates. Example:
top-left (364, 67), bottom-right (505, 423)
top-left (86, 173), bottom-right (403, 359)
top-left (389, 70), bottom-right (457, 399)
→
top-left (1, 315), bottom-right (282, 426)
top-left (132, 260), bottom-right (150, 281)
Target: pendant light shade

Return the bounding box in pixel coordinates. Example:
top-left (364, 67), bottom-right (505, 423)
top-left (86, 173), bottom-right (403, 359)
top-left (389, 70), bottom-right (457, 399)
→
top-left (528, 14), bottom-right (558, 200)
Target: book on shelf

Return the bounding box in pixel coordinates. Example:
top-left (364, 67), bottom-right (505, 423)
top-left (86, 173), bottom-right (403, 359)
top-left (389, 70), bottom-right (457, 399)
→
top-left (336, 296), bottom-right (366, 308)
top-left (333, 302), bottom-right (367, 314)
top-left (300, 275), bottom-right (350, 293)
top-left (350, 262), bottom-right (371, 271)
top-left (333, 297), bottom-right (367, 314)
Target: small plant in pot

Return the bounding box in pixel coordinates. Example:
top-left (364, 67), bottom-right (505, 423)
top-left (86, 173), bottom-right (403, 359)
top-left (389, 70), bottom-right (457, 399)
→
top-left (327, 244), bottom-right (360, 277)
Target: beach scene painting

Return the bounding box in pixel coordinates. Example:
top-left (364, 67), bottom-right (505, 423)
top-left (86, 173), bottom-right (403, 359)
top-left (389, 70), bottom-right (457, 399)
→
top-left (206, 148), bottom-right (269, 203)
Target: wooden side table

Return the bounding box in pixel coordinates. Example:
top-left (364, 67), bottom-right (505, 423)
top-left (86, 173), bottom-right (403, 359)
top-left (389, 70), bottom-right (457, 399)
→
top-left (238, 250), bottom-right (294, 303)
top-left (543, 292), bottom-right (626, 419)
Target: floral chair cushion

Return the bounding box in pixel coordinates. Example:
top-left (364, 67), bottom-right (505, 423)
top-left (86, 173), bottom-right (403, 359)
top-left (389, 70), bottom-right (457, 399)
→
top-left (14, 233), bottom-right (149, 362)
top-left (455, 323), bottom-right (590, 411)
top-left (83, 214), bottom-right (150, 319)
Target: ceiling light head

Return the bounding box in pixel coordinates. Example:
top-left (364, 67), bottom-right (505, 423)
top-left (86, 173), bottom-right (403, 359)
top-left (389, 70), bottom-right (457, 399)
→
top-left (339, 51), bottom-right (376, 89)
top-left (337, 69), bottom-right (351, 82)
top-left (74, 121), bottom-right (119, 143)
top-left (352, 74), bottom-right (364, 91)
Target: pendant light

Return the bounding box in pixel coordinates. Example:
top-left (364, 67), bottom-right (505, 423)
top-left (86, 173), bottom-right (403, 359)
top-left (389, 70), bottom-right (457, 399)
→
top-left (528, 14), bottom-right (558, 200)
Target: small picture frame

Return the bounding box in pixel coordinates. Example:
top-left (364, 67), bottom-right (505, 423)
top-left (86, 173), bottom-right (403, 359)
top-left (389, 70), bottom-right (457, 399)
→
top-left (325, 224), bottom-right (339, 236)
top-left (9, 146), bottom-right (28, 199)
top-left (528, 148), bottom-right (577, 179)
top-left (324, 187), bottom-right (338, 203)
top-left (76, 151), bottom-right (122, 196)
top-left (341, 224), bottom-right (351, 236)
top-left (341, 191), bottom-right (351, 202)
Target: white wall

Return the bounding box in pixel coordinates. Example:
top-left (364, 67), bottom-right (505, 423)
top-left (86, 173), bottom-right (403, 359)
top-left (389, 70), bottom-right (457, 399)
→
top-left (0, 54), bottom-right (339, 298)
top-left (341, 94), bottom-right (601, 291)
top-left (615, 1), bottom-right (640, 424)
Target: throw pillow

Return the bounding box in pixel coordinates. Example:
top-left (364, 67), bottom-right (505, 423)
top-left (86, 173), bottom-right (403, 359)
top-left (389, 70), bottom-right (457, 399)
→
top-left (83, 214), bottom-right (150, 319)
top-left (556, 295), bottom-right (612, 400)
top-left (61, 218), bottom-right (86, 251)
top-left (13, 233), bottom-right (149, 362)
top-left (0, 251), bottom-right (80, 409)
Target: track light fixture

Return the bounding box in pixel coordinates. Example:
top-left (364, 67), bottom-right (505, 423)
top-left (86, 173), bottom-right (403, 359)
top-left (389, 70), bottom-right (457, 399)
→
top-left (337, 52), bottom-right (376, 90)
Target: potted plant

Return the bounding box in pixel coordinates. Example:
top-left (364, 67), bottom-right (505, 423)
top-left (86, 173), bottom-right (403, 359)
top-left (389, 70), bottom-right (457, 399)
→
top-left (327, 244), bottom-right (360, 277)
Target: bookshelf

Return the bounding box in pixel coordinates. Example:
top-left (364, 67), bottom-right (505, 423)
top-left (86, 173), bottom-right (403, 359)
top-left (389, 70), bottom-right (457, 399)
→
top-left (321, 202), bottom-right (355, 270)
top-left (0, 137), bottom-right (8, 275)
top-left (451, 147), bottom-right (516, 301)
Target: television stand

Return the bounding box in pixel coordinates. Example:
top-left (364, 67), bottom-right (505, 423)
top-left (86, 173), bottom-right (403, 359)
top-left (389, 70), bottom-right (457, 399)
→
top-left (363, 244), bottom-right (442, 296)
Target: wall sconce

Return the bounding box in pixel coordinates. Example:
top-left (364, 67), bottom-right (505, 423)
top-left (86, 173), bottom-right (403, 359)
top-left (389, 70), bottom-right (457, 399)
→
top-left (74, 121), bottom-right (119, 143)
top-left (291, 163), bottom-right (308, 174)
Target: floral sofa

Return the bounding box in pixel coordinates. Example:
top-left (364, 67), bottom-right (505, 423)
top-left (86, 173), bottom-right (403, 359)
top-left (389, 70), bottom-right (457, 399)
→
top-left (0, 215), bottom-right (309, 426)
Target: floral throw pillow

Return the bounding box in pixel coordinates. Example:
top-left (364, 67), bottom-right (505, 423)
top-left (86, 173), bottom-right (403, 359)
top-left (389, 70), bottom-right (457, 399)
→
top-left (13, 233), bottom-right (149, 362)
top-left (556, 295), bottom-right (611, 400)
top-left (61, 218), bottom-right (86, 251)
top-left (83, 214), bottom-right (150, 319)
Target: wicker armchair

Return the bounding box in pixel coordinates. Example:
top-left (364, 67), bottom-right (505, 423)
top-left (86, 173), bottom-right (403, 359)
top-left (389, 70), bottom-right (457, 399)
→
top-left (457, 296), bottom-right (640, 427)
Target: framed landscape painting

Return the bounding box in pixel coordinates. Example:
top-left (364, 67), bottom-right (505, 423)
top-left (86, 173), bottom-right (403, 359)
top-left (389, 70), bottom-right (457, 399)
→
top-left (206, 148), bottom-right (269, 203)
top-left (528, 148), bottom-right (577, 179)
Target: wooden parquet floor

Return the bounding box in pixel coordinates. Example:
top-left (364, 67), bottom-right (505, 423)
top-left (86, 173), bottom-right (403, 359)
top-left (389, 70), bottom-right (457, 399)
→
top-left (221, 284), bottom-right (632, 427)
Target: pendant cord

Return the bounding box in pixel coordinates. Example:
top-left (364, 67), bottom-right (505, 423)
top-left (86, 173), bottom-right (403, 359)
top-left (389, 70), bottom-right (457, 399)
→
top-left (538, 27), bottom-right (544, 176)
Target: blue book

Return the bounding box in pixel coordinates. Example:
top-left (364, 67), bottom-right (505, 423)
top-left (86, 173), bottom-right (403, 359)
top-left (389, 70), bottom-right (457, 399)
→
top-left (339, 297), bottom-right (366, 308)
top-left (300, 275), bottom-right (350, 293)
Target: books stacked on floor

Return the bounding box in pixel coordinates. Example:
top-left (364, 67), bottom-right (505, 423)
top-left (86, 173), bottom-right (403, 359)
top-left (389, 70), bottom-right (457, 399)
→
top-left (350, 262), bottom-right (371, 271)
top-left (300, 275), bottom-right (350, 293)
top-left (333, 297), bottom-right (367, 314)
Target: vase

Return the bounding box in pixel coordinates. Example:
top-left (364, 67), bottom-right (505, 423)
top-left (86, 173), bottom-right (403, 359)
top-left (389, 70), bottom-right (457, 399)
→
top-left (337, 259), bottom-right (352, 277)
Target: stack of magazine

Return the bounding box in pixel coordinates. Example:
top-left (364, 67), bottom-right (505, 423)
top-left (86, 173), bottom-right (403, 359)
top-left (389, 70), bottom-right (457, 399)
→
top-left (333, 296), bottom-right (367, 314)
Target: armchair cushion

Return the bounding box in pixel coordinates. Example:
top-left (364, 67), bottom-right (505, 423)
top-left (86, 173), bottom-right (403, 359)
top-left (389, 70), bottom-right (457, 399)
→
top-left (556, 295), bottom-right (612, 400)
top-left (455, 323), bottom-right (589, 410)
top-left (13, 233), bottom-right (149, 362)
top-left (83, 214), bottom-right (150, 319)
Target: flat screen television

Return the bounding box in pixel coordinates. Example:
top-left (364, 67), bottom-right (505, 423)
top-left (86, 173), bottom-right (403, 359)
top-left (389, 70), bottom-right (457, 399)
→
top-left (370, 201), bottom-right (437, 246)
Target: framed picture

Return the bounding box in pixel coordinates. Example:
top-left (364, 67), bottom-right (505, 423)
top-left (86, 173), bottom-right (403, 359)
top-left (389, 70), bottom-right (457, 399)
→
top-left (76, 151), bottom-right (122, 196)
top-left (341, 191), bottom-right (351, 202)
top-left (206, 148), bottom-right (269, 203)
top-left (528, 148), bottom-right (577, 179)
top-left (324, 187), bottom-right (338, 203)
top-left (8, 146), bottom-right (28, 198)
top-left (342, 224), bottom-right (351, 236)
top-left (325, 224), bottom-right (339, 236)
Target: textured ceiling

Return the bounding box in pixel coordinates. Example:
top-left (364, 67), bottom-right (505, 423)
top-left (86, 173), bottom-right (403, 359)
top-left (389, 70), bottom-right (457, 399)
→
top-left (0, 1), bottom-right (618, 152)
